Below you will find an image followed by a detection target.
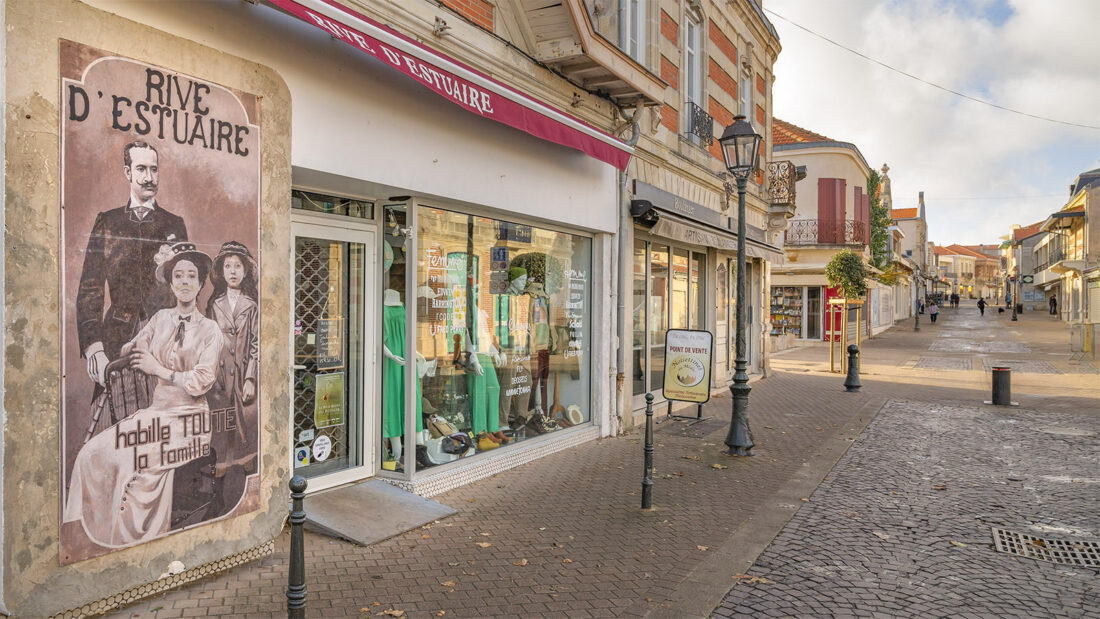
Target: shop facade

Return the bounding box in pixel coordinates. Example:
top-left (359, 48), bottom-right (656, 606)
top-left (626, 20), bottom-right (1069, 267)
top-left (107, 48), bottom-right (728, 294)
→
top-left (628, 182), bottom-right (783, 415)
top-left (2, 0), bottom-right (635, 614)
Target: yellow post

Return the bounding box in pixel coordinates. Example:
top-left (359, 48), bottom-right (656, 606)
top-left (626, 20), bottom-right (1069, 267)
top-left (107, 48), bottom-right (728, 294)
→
top-left (840, 301), bottom-right (848, 374)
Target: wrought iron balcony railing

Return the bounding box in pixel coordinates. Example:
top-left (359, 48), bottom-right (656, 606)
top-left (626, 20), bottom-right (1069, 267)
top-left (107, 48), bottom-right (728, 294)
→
top-left (686, 100), bottom-right (713, 145)
top-left (784, 219), bottom-right (868, 246)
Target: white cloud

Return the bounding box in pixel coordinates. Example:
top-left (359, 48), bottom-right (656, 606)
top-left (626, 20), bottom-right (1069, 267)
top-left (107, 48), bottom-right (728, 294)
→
top-left (766, 0), bottom-right (1100, 244)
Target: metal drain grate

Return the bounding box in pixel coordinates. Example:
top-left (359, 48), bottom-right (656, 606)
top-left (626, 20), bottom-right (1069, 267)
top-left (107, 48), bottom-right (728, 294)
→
top-left (991, 527), bottom-right (1100, 567)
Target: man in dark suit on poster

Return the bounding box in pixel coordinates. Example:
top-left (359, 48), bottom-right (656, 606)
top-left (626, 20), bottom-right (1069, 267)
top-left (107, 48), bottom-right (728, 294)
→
top-left (78, 140), bottom-right (188, 390)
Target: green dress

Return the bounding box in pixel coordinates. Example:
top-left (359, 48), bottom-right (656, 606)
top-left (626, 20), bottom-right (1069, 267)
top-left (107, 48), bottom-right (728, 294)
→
top-left (382, 303), bottom-right (423, 438)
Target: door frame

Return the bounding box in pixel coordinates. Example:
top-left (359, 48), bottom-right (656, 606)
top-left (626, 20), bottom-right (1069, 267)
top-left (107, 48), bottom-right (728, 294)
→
top-left (290, 212), bottom-right (379, 493)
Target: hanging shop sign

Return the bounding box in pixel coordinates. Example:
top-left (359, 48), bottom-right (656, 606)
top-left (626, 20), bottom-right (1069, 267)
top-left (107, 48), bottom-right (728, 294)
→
top-left (58, 40), bottom-right (262, 564)
top-left (496, 222), bottom-right (532, 243)
top-left (264, 0), bottom-right (632, 170)
top-left (662, 329), bottom-right (714, 404)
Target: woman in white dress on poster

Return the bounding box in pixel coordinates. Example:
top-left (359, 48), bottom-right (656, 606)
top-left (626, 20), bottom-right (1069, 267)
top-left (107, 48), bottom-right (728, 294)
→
top-left (64, 242), bottom-right (224, 548)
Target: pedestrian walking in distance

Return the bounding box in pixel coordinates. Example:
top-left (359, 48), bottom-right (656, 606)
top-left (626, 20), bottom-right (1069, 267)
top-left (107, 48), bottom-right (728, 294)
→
top-left (1049, 295), bottom-right (1058, 316)
top-left (977, 298), bottom-right (986, 316)
top-left (929, 301), bottom-right (939, 323)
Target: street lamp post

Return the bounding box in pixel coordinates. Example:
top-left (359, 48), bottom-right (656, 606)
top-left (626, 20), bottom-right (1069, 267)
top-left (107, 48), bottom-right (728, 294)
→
top-left (717, 115), bottom-right (762, 457)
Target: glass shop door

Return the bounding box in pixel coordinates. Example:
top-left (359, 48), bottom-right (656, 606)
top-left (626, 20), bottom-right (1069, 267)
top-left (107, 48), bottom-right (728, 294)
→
top-left (291, 220), bottom-right (376, 491)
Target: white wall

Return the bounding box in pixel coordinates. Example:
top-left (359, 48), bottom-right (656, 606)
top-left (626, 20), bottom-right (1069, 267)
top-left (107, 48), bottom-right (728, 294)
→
top-left (83, 0), bottom-right (619, 233)
top-left (775, 146), bottom-right (869, 221)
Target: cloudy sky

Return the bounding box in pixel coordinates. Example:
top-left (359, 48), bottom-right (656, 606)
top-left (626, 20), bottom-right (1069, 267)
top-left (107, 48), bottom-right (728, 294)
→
top-left (764, 0), bottom-right (1100, 245)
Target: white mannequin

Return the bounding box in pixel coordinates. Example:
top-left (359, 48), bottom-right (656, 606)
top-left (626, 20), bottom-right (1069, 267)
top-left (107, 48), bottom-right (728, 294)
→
top-left (506, 273), bottom-right (528, 296)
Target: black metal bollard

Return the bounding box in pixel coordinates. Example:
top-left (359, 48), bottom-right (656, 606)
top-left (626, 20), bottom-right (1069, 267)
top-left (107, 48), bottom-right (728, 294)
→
top-left (844, 345), bottom-right (861, 392)
top-left (642, 393), bottom-right (654, 510)
top-left (914, 313), bottom-right (920, 331)
top-left (287, 475), bottom-right (308, 619)
top-left (992, 366), bottom-right (1011, 405)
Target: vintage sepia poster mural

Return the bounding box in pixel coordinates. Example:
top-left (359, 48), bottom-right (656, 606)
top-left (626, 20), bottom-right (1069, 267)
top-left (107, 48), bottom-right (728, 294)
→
top-left (59, 41), bottom-right (262, 564)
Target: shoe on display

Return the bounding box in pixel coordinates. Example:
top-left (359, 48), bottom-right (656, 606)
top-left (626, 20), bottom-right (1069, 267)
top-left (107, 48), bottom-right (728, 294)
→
top-left (477, 435), bottom-right (501, 451)
top-left (525, 411), bottom-right (549, 435)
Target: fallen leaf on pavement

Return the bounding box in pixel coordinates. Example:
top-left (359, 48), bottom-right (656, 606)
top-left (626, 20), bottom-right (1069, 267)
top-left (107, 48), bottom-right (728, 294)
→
top-left (932, 484), bottom-right (947, 491)
top-left (379, 610), bottom-right (405, 618)
top-left (466, 498), bottom-right (476, 503)
top-left (562, 558), bottom-right (573, 563)
top-left (682, 455), bottom-right (701, 461)
top-left (951, 541), bottom-right (967, 548)
top-left (447, 562), bottom-right (460, 566)
top-left (800, 498), bottom-right (809, 502)
top-left (697, 545), bottom-right (709, 551)
top-left (436, 612), bottom-right (446, 617)
top-left (475, 542), bottom-right (492, 548)
top-left (421, 534), bottom-right (430, 539)
top-left (1030, 539), bottom-right (1046, 548)
top-left (873, 532), bottom-right (890, 540)
top-left (512, 558), bottom-right (528, 566)
top-left (440, 580), bottom-right (455, 587)
top-left (711, 464), bottom-right (728, 470)
top-left (479, 532), bottom-right (491, 536)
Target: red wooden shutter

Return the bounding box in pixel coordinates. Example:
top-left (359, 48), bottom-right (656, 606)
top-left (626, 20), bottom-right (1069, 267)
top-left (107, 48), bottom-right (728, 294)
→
top-left (818, 178), bottom-right (835, 244)
top-left (862, 193), bottom-right (871, 244)
top-left (834, 179), bottom-right (847, 243)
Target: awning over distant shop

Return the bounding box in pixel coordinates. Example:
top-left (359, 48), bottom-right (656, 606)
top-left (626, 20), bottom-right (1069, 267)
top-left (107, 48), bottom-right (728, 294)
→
top-left (646, 212), bottom-right (786, 265)
top-left (631, 181), bottom-right (785, 264)
top-left (264, 0), bottom-right (634, 170)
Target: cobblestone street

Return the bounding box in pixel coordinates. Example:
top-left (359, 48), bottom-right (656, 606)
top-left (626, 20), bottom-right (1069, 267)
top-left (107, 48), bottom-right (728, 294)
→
top-left (717, 303), bottom-right (1100, 618)
top-left (714, 400), bottom-right (1100, 618)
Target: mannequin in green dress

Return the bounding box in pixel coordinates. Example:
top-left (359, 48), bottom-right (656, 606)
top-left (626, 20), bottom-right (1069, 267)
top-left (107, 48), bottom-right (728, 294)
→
top-left (382, 289), bottom-right (423, 462)
top-left (465, 307), bottom-right (502, 442)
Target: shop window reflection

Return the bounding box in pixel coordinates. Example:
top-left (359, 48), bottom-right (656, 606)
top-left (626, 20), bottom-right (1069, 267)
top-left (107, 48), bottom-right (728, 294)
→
top-left (413, 207), bottom-right (593, 470)
top-left (381, 204), bottom-right (417, 473)
top-left (632, 240), bottom-right (647, 396)
top-left (649, 244), bottom-right (669, 393)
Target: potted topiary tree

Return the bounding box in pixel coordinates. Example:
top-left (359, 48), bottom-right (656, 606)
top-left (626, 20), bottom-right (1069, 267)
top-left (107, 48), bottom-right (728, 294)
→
top-left (825, 249), bottom-right (869, 300)
top-left (824, 250), bottom-right (869, 372)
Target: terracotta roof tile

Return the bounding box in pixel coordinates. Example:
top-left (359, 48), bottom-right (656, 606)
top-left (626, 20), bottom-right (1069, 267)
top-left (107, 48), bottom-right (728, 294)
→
top-left (891, 208), bottom-right (919, 219)
top-left (945, 244), bottom-right (989, 259)
top-left (772, 118), bottom-right (833, 146)
top-left (932, 245), bottom-right (953, 256)
top-left (1013, 221), bottom-right (1044, 241)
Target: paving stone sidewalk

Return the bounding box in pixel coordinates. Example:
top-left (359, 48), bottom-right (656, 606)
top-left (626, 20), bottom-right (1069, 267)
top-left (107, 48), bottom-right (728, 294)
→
top-left (715, 400), bottom-right (1100, 619)
top-left (109, 369), bottom-right (890, 619)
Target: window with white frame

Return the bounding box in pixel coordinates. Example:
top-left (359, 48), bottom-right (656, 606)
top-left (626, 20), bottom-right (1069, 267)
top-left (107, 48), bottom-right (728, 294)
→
top-left (740, 72), bottom-right (752, 118)
top-left (684, 16), bottom-right (702, 106)
top-left (621, 0), bottom-right (647, 64)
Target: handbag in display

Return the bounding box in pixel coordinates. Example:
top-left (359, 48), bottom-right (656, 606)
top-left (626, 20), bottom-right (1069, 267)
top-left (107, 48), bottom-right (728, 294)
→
top-left (428, 415), bottom-right (460, 438)
top-left (442, 432), bottom-right (473, 454)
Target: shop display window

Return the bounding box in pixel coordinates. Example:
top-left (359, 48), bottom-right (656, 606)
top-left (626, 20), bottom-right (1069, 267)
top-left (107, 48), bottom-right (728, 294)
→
top-left (770, 286), bottom-right (803, 337)
top-left (292, 189), bottom-right (374, 219)
top-left (402, 206), bottom-right (592, 471)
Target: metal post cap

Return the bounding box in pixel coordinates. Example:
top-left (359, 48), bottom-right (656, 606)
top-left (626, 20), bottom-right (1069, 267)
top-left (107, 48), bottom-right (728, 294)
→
top-left (289, 475), bottom-right (308, 493)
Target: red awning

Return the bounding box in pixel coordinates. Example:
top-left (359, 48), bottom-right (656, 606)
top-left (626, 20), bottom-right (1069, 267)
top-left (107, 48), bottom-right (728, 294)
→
top-left (264, 0), bottom-right (634, 170)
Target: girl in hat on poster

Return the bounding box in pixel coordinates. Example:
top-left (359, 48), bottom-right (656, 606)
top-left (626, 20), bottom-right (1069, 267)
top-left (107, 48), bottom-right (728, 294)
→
top-left (64, 242), bottom-right (225, 547)
top-left (206, 241), bottom-right (260, 481)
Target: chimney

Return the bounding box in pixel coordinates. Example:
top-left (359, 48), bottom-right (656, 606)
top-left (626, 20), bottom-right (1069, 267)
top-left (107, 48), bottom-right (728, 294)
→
top-left (918, 191), bottom-right (925, 218)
